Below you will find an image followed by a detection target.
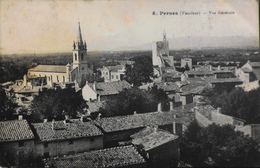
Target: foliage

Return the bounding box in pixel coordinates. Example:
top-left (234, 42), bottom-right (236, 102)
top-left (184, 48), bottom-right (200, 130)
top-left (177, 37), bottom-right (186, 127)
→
top-left (99, 87), bottom-right (168, 117)
top-left (181, 121), bottom-right (258, 167)
top-left (0, 88), bottom-right (18, 121)
top-left (30, 87), bottom-right (87, 122)
top-left (0, 61), bottom-right (34, 83)
top-left (205, 85), bottom-right (260, 124)
top-left (123, 56), bottom-right (153, 86)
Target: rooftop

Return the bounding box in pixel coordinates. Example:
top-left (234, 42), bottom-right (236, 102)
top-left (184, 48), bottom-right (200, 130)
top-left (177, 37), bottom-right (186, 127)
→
top-left (0, 120), bottom-right (34, 142)
top-left (89, 80), bottom-right (132, 96)
top-left (28, 65), bottom-right (67, 73)
top-left (94, 111), bottom-right (183, 133)
top-left (249, 62), bottom-right (260, 68)
top-left (32, 120), bottom-right (102, 142)
top-left (101, 65), bottom-right (125, 72)
top-left (156, 82), bottom-right (180, 92)
top-left (131, 127), bottom-right (178, 151)
top-left (45, 145), bottom-right (146, 168)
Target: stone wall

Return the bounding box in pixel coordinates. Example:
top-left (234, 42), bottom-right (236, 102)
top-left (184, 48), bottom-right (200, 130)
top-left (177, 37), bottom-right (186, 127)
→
top-left (34, 136), bottom-right (103, 158)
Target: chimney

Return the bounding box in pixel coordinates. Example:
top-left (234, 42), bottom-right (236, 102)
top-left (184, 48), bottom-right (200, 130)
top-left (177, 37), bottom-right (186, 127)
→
top-left (209, 65), bottom-right (212, 71)
top-left (216, 107), bottom-right (221, 113)
top-left (169, 101), bottom-right (174, 111)
top-left (157, 103), bottom-right (162, 112)
top-left (218, 65), bottom-right (221, 70)
top-left (93, 81), bottom-right (96, 91)
top-left (153, 125), bottom-right (158, 133)
top-left (134, 111), bottom-right (137, 115)
top-left (173, 121), bottom-right (176, 134)
top-left (43, 119), bottom-right (48, 123)
top-left (97, 113), bottom-right (102, 120)
top-left (18, 115), bottom-right (23, 121)
top-left (52, 119), bottom-right (55, 130)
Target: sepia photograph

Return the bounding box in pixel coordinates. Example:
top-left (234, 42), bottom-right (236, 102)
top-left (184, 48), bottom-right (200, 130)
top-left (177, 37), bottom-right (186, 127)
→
top-left (0, 0), bottom-right (259, 167)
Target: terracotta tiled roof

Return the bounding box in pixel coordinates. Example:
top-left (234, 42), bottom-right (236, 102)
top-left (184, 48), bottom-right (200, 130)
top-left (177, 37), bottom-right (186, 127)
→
top-left (29, 65), bottom-right (66, 73)
top-left (95, 111), bottom-right (181, 133)
top-left (212, 70), bottom-right (232, 74)
top-left (131, 127), bottom-right (178, 151)
top-left (249, 62), bottom-right (260, 68)
top-left (187, 70), bottom-right (213, 75)
top-left (156, 82), bottom-right (180, 92)
top-left (89, 80), bottom-right (132, 96)
top-left (45, 145), bottom-right (146, 168)
top-left (101, 65), bottom-right (124, 72)
top-left (209, 77), bottom-right (242, 84)
top-left (0, 120), bottom-right (34, 142)
top-left (32, 120), bottom-right (102, 142)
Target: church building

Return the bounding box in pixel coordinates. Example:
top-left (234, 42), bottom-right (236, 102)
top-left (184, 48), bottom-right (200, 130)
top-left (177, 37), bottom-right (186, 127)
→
top-left (27, 22), bottom-right (93, 88)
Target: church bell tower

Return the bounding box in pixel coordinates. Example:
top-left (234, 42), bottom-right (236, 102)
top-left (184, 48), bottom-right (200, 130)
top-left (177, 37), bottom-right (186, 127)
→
top-left (72, 22), bottom-right (90, 86)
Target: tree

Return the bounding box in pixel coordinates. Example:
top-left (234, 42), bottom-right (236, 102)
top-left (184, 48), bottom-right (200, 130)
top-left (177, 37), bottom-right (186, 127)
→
top-left (180, 121), bottom-right (258, 167)
top-left (205, 86), bottom-right (260, 124)
top-left (30, 87), bottom-right (87, 122)
top-left (124, 56), bottom-right (153, 86)
top-left (0, 88), bottom-right (18, 121)
top-left (99, 87), bottom-right (168, 117)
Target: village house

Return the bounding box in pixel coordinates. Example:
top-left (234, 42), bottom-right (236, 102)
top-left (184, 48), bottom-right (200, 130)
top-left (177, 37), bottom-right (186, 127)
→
top-left (0, 119), bottom-right (35, 166)
top-left (99, 65), bottom-right (126, 82)
top-left (94, 107), bottom-right (185, 148)
top-left (31, 119), bottom-right (103, 158)
top-left (131, 126), bottom-right (180, 168)
top-left (194, 105), bottom-right (245, 127)
top-left (82, 80), bottom-right (132, 101)
top-left (181, 57), bottom-right (192, 70)
top-left (235, 61), bottom-right (260, 83)
top-left (44, 145), bottom-right (146, 168)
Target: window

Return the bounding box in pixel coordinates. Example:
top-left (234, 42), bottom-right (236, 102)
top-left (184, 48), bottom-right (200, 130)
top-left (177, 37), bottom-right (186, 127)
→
top-left (44, 142), bottom-right (48, 148)
top-left (69, 140), bottom-right (73, 145)
top-left (19, 141), bottom-right (24, 147)
top-left (63, 76), bottom-right (65, 83)
top-left (106, 72), bottom-right (108, 75)
top-left (116, 75), bottom-right (118, 79)
top-left (57, 76), bottom-right (59, 82)
top-left (75, 53), bottom-right (77, 61)
top-left (43, 152), bottom-right (50, 158)
top-left (111, 75), bottom-right (114, 79)
top-left (81, 54), bottom-right (83, 60)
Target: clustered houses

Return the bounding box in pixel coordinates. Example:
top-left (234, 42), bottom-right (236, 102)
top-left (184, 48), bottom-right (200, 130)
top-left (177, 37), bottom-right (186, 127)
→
top-left (82, 80), bottom-right (132, 101)
top-left (1, 25), bottom-right (260, 167)
top-left (0, 119), bottom-right (35, 165)
top-left (0, 107), bottom-right (185, 167)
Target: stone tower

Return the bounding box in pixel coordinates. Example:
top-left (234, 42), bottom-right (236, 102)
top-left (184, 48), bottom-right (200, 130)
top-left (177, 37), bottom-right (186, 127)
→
top-left (72, 22), bottom-right (90, 86)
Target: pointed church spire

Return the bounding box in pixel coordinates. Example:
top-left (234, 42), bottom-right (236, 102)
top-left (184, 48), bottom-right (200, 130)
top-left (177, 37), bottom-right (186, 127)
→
top-left (163, 29), bottom-right (166, 41)
top-left (78, 22), bottom-right (83, 43)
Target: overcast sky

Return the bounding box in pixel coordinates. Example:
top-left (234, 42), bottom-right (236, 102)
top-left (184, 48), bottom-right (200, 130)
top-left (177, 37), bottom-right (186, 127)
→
top-left (0, 0), bottom-right (258, 54)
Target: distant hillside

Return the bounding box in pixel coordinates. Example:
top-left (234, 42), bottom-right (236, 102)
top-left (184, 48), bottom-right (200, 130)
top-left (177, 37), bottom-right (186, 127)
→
top-left (115, 36), bottom-right (259, 51)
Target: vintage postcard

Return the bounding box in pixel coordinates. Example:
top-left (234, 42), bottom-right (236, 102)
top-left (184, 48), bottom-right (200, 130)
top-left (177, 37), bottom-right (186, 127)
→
top-left (0, 0), bottom-right (259, 167)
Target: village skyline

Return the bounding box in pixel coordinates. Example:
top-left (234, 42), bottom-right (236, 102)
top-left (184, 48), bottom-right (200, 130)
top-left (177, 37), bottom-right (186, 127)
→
top-left (0, 0), bottom-right (259, 55)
